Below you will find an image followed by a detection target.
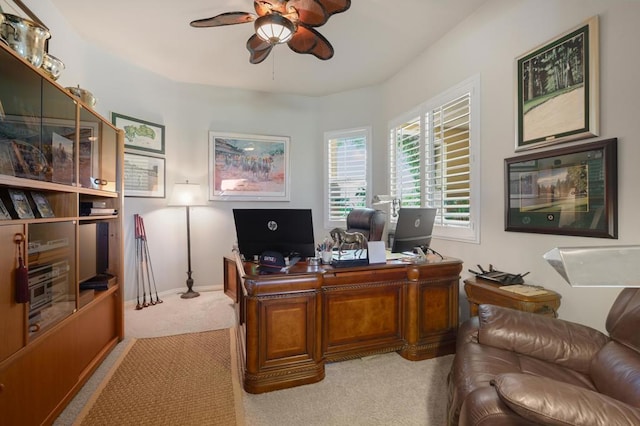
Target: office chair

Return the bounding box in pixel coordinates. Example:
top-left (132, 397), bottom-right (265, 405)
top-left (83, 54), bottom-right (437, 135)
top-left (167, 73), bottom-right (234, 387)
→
top-left (345, 208), bottom-right (386, 242)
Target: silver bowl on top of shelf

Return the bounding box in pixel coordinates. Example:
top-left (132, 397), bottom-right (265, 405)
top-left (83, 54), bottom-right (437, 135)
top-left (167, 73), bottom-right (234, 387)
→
top-left (41, 53), bottom-right (65, 80)
top-left (0, 13), bottom-right (50, 68)
top-left (65, 85), bottom-right (97, 107)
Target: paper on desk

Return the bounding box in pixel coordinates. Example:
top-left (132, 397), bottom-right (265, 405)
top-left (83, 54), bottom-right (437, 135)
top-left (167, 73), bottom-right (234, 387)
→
top-left (500, 284), bottom-right (549, 296)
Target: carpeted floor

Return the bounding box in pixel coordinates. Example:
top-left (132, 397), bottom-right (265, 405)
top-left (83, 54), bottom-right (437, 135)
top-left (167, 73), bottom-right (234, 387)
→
top-left (75, 329), bottom-right (243, 426)
top-left (54, 290), bottom-right (453, 425)
top-left (243, 352), bottom-right (453, 425)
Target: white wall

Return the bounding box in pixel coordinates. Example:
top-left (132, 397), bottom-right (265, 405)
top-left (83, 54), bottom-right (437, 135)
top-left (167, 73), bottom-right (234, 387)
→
top-left (29, 0), bottom-right (640, 331)
top-left (381, 0), bottom-right (640, 331)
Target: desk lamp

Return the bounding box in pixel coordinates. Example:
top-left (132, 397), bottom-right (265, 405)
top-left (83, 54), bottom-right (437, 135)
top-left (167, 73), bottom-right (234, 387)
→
top-left (544, 245), bottom-right (640, 287)
top-left (372, 195), bottom-right (400, 218)
top-left (168, 181), bottom-right (206, 298)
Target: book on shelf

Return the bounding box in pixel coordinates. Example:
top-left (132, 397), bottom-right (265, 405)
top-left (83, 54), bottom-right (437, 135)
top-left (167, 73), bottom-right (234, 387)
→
top-left (80, 201), bottom-right (117, 216)
top-left (88, 208), bottom-right (117, 215)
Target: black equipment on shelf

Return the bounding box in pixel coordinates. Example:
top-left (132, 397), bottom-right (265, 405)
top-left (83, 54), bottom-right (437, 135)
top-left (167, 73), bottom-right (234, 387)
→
top-left (468, 264), bottom-right (529, 285)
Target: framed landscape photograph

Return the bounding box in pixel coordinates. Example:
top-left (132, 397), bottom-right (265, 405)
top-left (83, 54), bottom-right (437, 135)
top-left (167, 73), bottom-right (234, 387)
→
top-left (123, 153), bottom-right (166, 198)
top-left (515, 16), bottom-right (599, 151)
top-left (208, 132), bottom-right (290, 201)
top-left (112, 113), bottom-right (165, 154)
top-left (505, 138), bottom-right (617, 238)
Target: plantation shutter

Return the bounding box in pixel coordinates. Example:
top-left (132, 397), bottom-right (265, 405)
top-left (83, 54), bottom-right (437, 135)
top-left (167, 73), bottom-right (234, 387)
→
top-left (388, 75), bottom-right (479, 242)
top-left (425, 93), bottom-right (471, 227)
top-left (326, 130), bottom-right (368, 223)
top-left (390, 116), bottom-right (421, 208)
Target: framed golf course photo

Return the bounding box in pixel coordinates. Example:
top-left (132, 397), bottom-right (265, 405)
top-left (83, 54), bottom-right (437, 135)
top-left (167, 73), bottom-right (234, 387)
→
top-left (505, 138), bottom-right (617, 239)
top-left (515, 16), bottom-right (599, 151)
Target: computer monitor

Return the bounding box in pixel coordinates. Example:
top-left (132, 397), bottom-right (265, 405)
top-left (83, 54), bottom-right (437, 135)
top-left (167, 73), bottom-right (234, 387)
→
top-left (233, 208), bottom-right (316, 258)
top-left (391, 208), bottom-right (437, 253)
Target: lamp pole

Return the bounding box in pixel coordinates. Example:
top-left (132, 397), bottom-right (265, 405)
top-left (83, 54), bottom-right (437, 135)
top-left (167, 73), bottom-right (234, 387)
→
top-left (182, 203), bottom-right (199, 298)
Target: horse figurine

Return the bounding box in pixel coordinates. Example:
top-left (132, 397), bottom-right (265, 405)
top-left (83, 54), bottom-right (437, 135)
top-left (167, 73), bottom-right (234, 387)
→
top-left (329, 228), bottom-right (367, 258)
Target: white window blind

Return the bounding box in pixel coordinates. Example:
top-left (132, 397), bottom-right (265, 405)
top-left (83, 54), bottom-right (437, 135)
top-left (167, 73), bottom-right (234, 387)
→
top-left (324, 127), bottom-right (371, 229)
top-left (389, 76), bottom-right (480, 243)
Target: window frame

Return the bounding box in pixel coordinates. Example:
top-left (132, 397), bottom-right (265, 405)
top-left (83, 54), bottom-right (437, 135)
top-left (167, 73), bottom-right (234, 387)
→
top-left (388, 75), bottom-right (481, 244)
top-left (323, 126), bottom-right (372, 230)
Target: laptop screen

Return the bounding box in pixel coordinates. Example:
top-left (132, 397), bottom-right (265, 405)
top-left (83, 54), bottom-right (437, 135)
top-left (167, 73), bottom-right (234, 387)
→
top-left (391, 208), bottom-right (437, 253)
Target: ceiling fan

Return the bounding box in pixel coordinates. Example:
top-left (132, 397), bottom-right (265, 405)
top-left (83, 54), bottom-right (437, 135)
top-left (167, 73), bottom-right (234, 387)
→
top-left (190, 0), bottom-right (351, 64)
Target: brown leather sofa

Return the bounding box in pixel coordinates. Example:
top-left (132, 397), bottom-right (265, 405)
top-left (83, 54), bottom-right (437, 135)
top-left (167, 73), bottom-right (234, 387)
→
top-left (346, 208), bottom-right (386, 242)
top-left (447, 288), bottom-right (640, 425)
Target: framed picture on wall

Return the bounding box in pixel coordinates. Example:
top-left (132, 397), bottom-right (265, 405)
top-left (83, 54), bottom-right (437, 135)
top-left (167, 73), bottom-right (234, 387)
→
top-left (112, 113), bottom-right (165, 155)
top-left (505, 138), bottom-right (617, 238)
top-left (515, 16), bottom-right (599, 151)
top-left (123, 153), bottom-right (166, 198)
top-left (208, 132), bottom-right (290, 201)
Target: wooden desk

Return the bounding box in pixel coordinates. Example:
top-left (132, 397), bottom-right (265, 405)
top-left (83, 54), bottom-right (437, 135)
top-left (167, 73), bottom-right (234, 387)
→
top-left (227, 254), bottom-right (462, 394)
top-left (464, 277), bottom-right (561, 317)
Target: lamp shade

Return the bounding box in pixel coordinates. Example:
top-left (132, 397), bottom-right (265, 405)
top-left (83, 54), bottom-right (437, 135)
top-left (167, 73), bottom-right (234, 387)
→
top-left (544, 246), bottom-right (640, 287)
top-left (168, 182), bottom-right (205, 207)
top-left (255, 13), bottom-right (295, 44)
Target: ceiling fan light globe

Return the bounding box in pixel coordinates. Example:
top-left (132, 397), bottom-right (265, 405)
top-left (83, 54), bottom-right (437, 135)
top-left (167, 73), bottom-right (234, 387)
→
top-left (255, 14), bottom-right (295, 44)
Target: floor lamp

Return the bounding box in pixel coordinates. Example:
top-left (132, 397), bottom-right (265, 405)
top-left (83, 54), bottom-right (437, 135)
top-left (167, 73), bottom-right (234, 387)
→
top-left (169, 181), bottom-right (205, 298)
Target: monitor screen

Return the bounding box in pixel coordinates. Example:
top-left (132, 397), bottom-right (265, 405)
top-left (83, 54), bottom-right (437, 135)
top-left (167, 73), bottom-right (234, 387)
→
top-left (391, 208), bottom-right (437, 253)
top-left (233, 209), bottom-right (315, 258)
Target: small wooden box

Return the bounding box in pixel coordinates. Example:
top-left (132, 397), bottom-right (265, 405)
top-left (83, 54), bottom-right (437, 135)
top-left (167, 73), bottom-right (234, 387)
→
top-left (464, 277), bottom-right (561, 317)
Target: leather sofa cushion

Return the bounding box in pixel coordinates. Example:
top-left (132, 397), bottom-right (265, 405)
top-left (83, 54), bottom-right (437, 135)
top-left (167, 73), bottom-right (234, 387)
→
top-left (478, 304), bottom-right (609, 374)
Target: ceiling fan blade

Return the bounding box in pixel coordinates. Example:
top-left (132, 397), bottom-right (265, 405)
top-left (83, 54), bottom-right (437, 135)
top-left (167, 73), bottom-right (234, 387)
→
top-left (254, 0), bottom-right (287, 17)
top-left (190, 12), bottom-right (256, 28)
top-left (288, 25), bottom-right (334, 60)
top-left (286, 0), bottom-right (328, 27)
top-left (247, 34), bottom-right (274, 64)
top-left (317, 0), bottom-right (351, 16)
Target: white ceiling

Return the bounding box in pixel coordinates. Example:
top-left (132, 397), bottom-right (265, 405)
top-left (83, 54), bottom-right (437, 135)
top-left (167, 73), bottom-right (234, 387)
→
top-left (49, 0), bottom-right (488, 97)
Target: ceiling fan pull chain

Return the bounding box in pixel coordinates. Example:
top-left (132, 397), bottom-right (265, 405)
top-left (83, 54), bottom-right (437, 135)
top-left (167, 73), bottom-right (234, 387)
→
top-left (272, 48), bottom-right (276, 81)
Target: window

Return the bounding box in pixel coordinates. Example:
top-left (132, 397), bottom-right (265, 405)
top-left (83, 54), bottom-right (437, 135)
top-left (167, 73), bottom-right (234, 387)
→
top-left (389, 75), bottom-right (480, 243)
top-left (324, 127), bottom-right (371, 229)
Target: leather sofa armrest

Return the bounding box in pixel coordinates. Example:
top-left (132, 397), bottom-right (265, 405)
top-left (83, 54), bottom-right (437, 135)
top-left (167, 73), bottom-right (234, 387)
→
top-left (456, 316), bottom-right (479, 348)
top-left (493, 373), bottom-right (640, 425)
top-left (478, 304), bottom-right (609, 373)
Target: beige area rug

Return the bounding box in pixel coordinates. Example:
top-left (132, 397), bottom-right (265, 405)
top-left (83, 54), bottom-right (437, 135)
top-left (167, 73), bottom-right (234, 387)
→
top-left (75, 329), bottom-right (244, 426)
